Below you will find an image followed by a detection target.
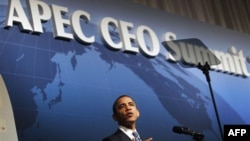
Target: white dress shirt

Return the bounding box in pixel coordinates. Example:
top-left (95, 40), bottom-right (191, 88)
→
top-left (119, 126), bottom-right (140, 140)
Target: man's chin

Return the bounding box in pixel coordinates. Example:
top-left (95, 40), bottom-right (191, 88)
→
top-left (120, 120), bottom-right (137, 129)
top-left (121, 118), bottom-right (137, 124)
top-left (125, 118), bottom-right (137, 124)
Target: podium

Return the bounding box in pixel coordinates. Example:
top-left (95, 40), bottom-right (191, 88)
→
top-left (0, 74), bottom-right (18, 141)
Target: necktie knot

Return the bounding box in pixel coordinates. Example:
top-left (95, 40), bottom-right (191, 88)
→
top-left (132, 132), bottom-right (141, 141)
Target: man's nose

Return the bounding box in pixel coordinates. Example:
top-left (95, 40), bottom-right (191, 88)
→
top-left (125, 104), bottom-right (131, 110)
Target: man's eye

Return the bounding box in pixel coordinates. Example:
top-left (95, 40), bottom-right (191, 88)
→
top-left (129, 102), bottom-right (135, 106)
top-left (118, 104), bottom-right (125, 109)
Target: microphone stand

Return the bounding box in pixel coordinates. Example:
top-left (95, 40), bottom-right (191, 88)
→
top-left (197, 62), bottom-right (224, 141)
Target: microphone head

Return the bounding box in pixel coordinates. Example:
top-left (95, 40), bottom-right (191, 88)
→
top-left (172, 126), bottom-right (183, 134)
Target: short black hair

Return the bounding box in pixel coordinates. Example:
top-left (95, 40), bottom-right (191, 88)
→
top-left (112, 95), bottom-right (135, 114)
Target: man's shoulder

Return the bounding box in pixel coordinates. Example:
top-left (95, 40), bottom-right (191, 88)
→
top-left (102, 129), bottom-right (130, 141)
top-left (102, 135), bottom-right (120, 141)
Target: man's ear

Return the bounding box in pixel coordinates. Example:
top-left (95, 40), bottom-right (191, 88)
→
top-left (137, 109), bottom-right (140, 118)
top-left (112, 114), bottom-right (118, 121)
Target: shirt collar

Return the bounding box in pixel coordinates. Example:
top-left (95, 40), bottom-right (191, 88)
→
top-left (119, 126), bottom-right (137, 140)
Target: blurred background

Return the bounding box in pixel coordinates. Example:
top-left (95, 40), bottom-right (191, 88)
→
top-left (132, 0), bottom-right (250, 34)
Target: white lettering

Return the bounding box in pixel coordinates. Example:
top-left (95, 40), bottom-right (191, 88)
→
top-left (4, 0), bottom-right (249, 77)
top-left (164, 32), bottom-right (177, 41)
top-left (28, 0), bottom-right (51, 33)
top-left (212, 47), bottom-right (250, 77)
top-left (163, 32), bottom-right (179, 62)
top-left (70, 10), bottom-right (95, 44)
top-left (5, 0), bottom-right (32, 31)
top-left (136, 25), bottom-right (160, 57)
top-left (118, 20), bottom-right (138, 53)
top-left (227, 129), bottom-right (246, 136)
top-left (235, 129), bottom-right (241, 136)
top-left (100, 17), bottom-right (122, 49)
top-left (100, 18), bottom-right (161, 57)
top-left (51, 4), bottom-right (73, 39)
top-left (228, 129), bottom-right (235, 136)
top-left (163, 39), bottom-right (250, 77)
top-left (241, 129), bottom-right (247, 136)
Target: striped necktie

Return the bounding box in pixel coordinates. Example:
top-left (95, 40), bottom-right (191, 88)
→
top-left (132, 132), bottom-right (141, 141)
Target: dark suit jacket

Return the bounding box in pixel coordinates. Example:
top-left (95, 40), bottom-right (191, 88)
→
top-left (102, 129), bottom-right (132, 141)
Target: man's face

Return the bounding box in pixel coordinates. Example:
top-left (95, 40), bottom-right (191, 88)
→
top-left (113, 96), bottom-right (140, 125)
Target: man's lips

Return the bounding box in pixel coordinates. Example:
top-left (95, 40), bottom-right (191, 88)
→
top-left (126, 112), bottom-right (133, 117)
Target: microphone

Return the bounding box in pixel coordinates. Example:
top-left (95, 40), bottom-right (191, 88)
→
top-left (172, 126), bottom-right (203, 137)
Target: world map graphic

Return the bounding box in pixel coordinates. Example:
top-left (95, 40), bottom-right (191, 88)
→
top-left (0, 3), bottom-right (245, 141)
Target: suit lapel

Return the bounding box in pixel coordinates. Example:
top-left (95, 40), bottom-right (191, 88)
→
top-left (115, 129), bottom-right (132, 141)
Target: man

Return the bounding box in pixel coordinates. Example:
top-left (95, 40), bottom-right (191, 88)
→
top-left (102, 95), bottom-right (153, 141)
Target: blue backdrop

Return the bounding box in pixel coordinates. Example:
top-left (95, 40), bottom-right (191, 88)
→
top-left (0, 0), bottom-right (249, 141)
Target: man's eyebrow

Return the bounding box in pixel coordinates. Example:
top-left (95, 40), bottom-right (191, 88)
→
top-left (128, 101), bottom-right (136, 105)
top-left (117, 103), bottom-right (125, 108)
top-left (118, 103), bottom-right (125, 106)
top-left (117, 101), bottom-right (135, 107)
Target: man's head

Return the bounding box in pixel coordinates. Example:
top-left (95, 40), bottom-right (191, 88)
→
top-left (112, 95), bottom-right (140, 129)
